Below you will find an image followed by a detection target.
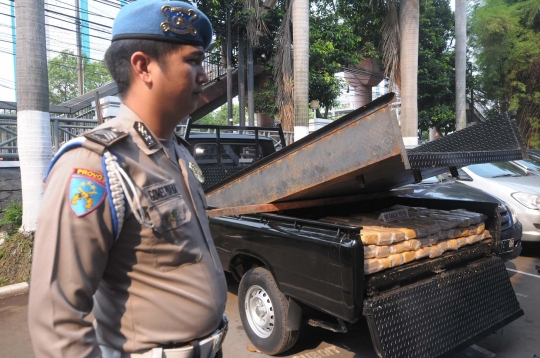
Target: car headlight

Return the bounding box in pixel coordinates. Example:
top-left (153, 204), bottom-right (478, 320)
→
top-left (503, 203), bottom-right (518, 223)
top-left (511, 192), bottom-right (540, 209)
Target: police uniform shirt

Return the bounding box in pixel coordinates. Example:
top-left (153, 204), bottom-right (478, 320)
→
top-left (28, 104), bottom-right (227, 357)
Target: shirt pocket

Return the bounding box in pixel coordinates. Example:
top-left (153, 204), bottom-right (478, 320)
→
top-left (147, 196), bottom-right (202, 272)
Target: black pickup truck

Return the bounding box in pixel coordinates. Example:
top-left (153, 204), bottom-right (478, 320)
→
top-left (184, 123), bottom-right (524, 358)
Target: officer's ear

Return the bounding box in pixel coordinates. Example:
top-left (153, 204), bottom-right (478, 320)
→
top-left (130, 51), bottom-right (156, 87)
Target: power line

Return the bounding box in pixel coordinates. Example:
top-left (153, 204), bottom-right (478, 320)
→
top-left (44, 0), bottom-right (116, 20)
top-left (45, 8), bottom-right (113, 30)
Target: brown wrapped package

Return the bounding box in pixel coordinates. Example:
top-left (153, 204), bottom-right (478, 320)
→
top-left (446, 228), bottom-right (462, 239)
top-left (429, 211), bottom-right (471, 227)
top-left (418, 234), bottom-right (439, 247)
top-left (351, 215), bottom-right (429, 238)
top-left (360, 230), bottom-right (393, 245)
top-left (390, 243), bottom-right (405, 254)
top-left (364, 245), bottom-right (392, 259)
top-left (437, 240), bottom-right (448, 253)
top-left (402, 239), bottom-right (422, 251)
top-left (359, 221), bottom-right (418, 240)
top-left (415, 247), bottom-right (431, 260)
top-left (396, 218), bottom-right (441, 235)
top-left (449, 209), bottom-right (487, 224)
top-left (483, 230), bottom-right (492, 239)
top-left (446, 239), bottom-right (459, 251)
top-left (364, 257), bottom-right (393, 275)
top-left (472, 222), bottom-right (486, 235)
top-left (457, 237), bottom-right (468, 248)
top-left (388, 253), bottom-right (404, 267)
top-left (322, 217), bottom-right (406, 243)
top-left (466, 234), bottom-right (482, 245)
top-left (429, 245), bottom-right (444, 258)
top-left (409, 213), bottom-right (459, 230)
top-left (402, 251), bottom-right (416, 263)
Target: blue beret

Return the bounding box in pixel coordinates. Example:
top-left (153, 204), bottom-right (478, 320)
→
top-left (112, 0), bottom-right (213, 50)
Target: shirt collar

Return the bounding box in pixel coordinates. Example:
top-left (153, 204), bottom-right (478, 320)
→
top-left (116, 104), bottom-right (163, 156)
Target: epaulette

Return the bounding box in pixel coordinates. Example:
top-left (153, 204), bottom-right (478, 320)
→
top-left (84, 127), bottom-right (129, 147)
top-left (175, 132), bottom-right (192, 148)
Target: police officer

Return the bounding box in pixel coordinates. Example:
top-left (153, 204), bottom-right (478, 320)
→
top-left (28, 1), bottom-right (227, 357)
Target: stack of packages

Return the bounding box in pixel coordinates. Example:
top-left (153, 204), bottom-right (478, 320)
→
top-left (320, 206), bottom-right (491, 275)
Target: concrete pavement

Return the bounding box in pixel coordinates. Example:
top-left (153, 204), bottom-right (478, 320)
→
top-left (1, 245), bottom-right (539, 358)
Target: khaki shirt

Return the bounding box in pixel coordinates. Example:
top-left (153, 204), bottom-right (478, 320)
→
top-left (28, 105), bottom-right (227, 357)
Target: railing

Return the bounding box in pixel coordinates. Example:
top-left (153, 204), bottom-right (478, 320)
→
top-left (0, 113), bottom-right (293, 160)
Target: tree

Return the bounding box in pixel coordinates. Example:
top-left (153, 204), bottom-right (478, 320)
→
top-left (417, 0), bottom-right (456, 136)
top-left (48, 50), bottom-right (112, 105)
top-left (309, 0), bottom-right (384, 118)
top-left (15, 0), bottom-right (53, 232)
top-left (470, 0), bottom-right (540, 147)
top-left (198, 104), bottom-right (240, 126)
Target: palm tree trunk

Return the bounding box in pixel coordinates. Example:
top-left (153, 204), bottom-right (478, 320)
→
top-left (455, 0), bottom-right (467, 130)
top-left (15, 0), bottom-right (53, 232)
top-left (399, 0), bottom-right (420, 146)
top-left (292, 0), bottom-right (309, 141)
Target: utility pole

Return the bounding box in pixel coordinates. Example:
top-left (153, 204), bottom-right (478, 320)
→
top-left (247, 39), bottom-right (255, 126)
top-left (226, 9), bottom-right (233, 126)
top-left (292, 0), bottom-right (309, 140)
top-left (15, 0), bottom-right (53, 231)
top-left (75, 0), bottom-right (84, 95)
top-left (238, 29), bottom-right (246, 126)
top-left (455, 0), bottom-right (467, 130)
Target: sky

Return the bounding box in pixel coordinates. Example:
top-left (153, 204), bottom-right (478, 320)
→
top-left (0, 0), bottom-right (121, 102)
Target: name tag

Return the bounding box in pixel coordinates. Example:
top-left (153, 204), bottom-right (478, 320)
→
top-left (144, 180), bottom-right (179, 203)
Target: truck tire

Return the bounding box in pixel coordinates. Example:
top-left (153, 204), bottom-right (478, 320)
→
top-left (238, 267), bottom-right (300, 355)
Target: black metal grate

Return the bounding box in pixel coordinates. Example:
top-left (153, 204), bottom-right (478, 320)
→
top-left (364, 257), bottom-right (523, 358)
top-left (408, 112), bottom-right (527, 169)
top-left (201, 166), bottom-right (246, 190)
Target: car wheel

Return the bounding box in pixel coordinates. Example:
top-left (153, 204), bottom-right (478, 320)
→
top-left (238, 267), bottom-right (300, 355)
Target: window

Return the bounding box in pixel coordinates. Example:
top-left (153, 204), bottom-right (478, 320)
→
top-left (193, 143), bottom-right (264, 166)
top-left (466, 162), bottom-right (526, 178)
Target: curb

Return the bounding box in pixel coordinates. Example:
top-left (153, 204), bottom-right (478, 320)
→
top-left (0, 282), bottom-right (29, 300)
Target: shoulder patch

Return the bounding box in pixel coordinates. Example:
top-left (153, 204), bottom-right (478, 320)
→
top-left (68, 168), bottom-right (107, 217)
top-left (134, 122), bottom-right (158, 148)
top-left (84, 127), bottom-right (128, 147)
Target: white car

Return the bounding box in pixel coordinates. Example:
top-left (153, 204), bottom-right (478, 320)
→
top-left (458, 162), bottom-right (540, 242)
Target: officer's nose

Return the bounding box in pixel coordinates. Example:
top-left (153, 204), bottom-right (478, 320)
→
top-left (197, 68), bottom-right (209, 84)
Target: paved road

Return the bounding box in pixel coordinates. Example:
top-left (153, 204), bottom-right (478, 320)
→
top-left (2, 245), bottom-right (539, 358)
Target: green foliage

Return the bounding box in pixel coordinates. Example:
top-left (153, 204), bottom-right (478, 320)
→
top-left (309, 0), bottom-right (385, 116)
top-left (0, 201), bottom-right (22, 234)
top-left (254, 82), bottom-right (278, 116)
top-left (193, 0), bottom-right (386, 119)
top-left (198, 104), bottom-right (240, 126)
top-left (470, 0), bottom-right (540, 147)
top-left (48, 49), bottom-right (112, 105)
top-left (417, 0), bottom-right (456, 135)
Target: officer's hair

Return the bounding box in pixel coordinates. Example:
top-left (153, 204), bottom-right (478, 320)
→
top-left (105, 39), bottom-right (180, 97)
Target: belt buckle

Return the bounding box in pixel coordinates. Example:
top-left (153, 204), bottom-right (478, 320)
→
top-left (211, 314), bottom-right (229, 357)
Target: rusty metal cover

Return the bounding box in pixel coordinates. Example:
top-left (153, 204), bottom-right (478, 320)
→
top-left (206, 93), bottom-right (409, 208)
top-left (205, 95), bottom-right (526, 210)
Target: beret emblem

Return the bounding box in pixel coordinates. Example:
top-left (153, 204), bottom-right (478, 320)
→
top-left (160, 5), bottom-right (199, 36)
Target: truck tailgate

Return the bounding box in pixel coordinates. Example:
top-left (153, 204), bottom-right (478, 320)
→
top-left (364, 256), bottom-right (523, 358)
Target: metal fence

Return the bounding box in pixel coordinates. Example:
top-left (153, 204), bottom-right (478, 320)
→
top-left (0, 113), bottom-right (293, 160)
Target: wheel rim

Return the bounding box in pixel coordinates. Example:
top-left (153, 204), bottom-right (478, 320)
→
top-left (245, 285), bottom-right (275, 338)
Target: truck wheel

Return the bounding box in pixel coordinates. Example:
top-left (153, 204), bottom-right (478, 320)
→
top-left (238, 267), bottom-right (300, 355)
